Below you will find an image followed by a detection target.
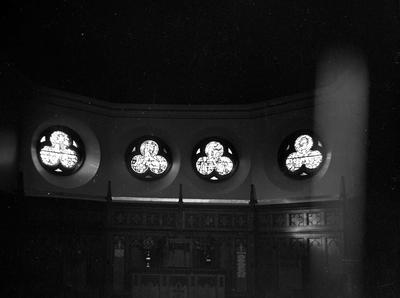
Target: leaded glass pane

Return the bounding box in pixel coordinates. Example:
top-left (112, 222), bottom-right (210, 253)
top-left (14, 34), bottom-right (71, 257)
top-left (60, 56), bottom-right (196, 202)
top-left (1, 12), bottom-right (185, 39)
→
top-left (279, 131), bottom-right (326, 179)
top-left (127, 137), bottom-right (171, 180)
top-left (285, 135), bottom-right (323, 172)
top-left (193, 138), bottom-right (238, 181)
top-left (37, 127), bottom-right (84, 175)
top-left (131, 140), bottom-right (168, 175)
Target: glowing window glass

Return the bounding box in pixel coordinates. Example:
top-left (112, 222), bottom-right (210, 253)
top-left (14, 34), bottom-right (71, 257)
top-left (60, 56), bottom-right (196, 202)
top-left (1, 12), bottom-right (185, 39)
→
top-left (193, 138), bottom-right (238, 181)
top-left (37, 127), bottom-right (85, 175)
top-left (126, 137), bottom-right (171, 180)
top-left (278, 131), bottom-right (326, 179)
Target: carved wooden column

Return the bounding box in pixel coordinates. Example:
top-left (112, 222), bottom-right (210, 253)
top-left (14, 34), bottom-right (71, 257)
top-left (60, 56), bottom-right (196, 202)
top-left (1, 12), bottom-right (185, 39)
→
top-left (247, 184), bottom-right (257, 298)
top-left (341, 177), bottom-right (362, 298)
top-left (16, 172), bottom-right (25, 298)
top-left (104, 181), bottom-right (113, 298)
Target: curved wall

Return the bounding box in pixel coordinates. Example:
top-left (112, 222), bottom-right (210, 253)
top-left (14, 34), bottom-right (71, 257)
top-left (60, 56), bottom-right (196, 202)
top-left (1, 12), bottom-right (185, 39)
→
top-left (20, 87), bottom-right (363, 203)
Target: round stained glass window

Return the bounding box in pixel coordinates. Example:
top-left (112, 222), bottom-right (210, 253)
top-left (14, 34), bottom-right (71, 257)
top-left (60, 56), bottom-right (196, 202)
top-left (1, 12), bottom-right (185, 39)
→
top-left (126, 137), bottom-right (172, 180)
top-left (278, 131), bottom-right (326, 179)
top-left (37, 126), bottom-right (85, 175)
top-left (192, 138), bottom-right (238, 181)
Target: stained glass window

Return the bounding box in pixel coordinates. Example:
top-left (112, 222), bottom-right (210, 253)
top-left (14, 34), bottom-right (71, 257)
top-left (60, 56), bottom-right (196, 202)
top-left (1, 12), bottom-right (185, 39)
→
top-left (126, 137), bottom-right (171, 180)
top-left (193, 138), bottom-right (238, 181)
top-left (37, 127), bottom-right (85, 175)
top-left (278, 131), bottom-right (326, 179)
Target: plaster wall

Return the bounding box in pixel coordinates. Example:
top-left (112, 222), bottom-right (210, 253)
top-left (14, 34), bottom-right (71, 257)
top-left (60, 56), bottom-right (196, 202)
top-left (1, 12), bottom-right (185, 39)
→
top-left (21, 87), bottom-right (364, 203)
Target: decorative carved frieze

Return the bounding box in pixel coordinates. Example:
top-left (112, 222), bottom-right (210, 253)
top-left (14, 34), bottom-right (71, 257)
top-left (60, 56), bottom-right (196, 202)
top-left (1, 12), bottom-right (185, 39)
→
top-left (185, 213), bottom-right (202, 228)
top-left (184, 212), bottom-right (248, 229)
top-left (145, 213), bottom-right (161, 226)
top-left (258, 214), bottom-right (272, 227)
top-left (130, 213), bottom-right (142, 225)
top-left (112, 210), bottom-right (178, 229)
top-left (184, 212), bottom-right (248, 230)
top-left (289, 213), bottom-right (306, 227)
top-left (218, 214), bottom-right (233, 228)
top-left (307, 212), bottom-right (323, 225)
top-left (111, 205), bottom-right (340, 233)
top-left (113, 212), bottom-right (127, 225)
top-left (257, 208), bottom-right (340, 231)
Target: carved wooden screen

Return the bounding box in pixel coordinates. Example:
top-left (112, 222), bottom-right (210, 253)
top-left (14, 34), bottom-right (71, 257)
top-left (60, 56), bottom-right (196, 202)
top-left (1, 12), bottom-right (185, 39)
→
top-left (109, 201), bottom-right (342, 298)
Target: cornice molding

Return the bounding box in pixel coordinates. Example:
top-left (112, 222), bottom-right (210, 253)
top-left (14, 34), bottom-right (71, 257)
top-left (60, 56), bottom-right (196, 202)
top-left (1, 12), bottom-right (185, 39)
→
top-left (34, 85), bottom-right (317, 119)
top-left (25, 189), bottom-right (340, 206)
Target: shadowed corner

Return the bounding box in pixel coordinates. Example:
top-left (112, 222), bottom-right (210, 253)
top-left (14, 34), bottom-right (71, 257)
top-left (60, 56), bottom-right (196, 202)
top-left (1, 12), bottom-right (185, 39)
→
top-left (312, 44), bottom-right (369, 297)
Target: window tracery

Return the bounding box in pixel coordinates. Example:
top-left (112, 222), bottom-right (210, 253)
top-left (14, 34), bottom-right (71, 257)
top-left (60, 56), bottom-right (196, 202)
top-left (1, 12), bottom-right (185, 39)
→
top-left (193, 138), bottom-right (238, 181)
top-left (126, 137), bottom-right (171, 180)
top-left (278, 131), bottom-right (325, 178)
top-left (37, 127), bottom-right (85, 175)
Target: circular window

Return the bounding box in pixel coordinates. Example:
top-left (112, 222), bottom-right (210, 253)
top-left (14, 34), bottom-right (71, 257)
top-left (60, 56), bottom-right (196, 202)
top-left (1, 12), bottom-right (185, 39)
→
top-left (278, 131), bottom-right (326, 179)
top-left (37, 126), bottom-right (85, 175)
top-left (126, 137), bottom-right (172, 180)
top-left (192, 137), bottom-right (238, 181)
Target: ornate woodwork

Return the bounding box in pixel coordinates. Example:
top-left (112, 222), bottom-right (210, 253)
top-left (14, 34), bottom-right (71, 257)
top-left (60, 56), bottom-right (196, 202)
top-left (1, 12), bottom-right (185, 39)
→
top-left (17, 197), bottom-right (342, 298)
top-left (108, 201), bottom-right (342, 298)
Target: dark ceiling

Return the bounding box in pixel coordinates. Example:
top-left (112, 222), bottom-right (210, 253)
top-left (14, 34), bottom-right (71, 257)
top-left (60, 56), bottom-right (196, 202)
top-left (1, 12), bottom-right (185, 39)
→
top-left (1, 0), bottom-right (399, 104)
